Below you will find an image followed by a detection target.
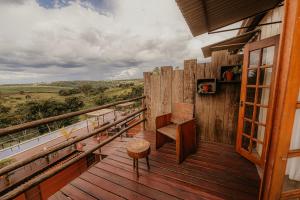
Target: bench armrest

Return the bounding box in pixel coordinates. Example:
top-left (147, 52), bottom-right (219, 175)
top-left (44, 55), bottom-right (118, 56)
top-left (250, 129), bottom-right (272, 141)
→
top-left (176, 118), bottom-right (197, 163)
top-left (155, 113), bottom-right (172, 129)
top-left (177, 118), bottom-right (196, 126)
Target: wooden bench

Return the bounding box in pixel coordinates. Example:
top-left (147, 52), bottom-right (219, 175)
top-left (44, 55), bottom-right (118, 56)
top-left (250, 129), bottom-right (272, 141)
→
top-left (156, 103), bottom-right (196, 163)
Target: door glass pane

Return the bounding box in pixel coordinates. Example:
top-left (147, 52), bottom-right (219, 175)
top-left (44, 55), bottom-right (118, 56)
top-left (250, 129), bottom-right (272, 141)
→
top-left (249, 50), bottom-right (260, 68)
top-left (243, 120), bottom-right (252, 135)
top-left (257, 88), bottom-right (270, 106)
top-left (253, 124), bottom-right (266, 143)
top-left (247, 69), bottom-right (257, 85)
top-left (289, 91), bottom-right (300, 151)
top-left (262, 46), bottom-right (275, 66)
top-left (259, 67), bottom-right (273, 85)
top-left (255, 107), bottom-right (268, 124)
top-left (246, 88), bottom-right (256, 103)
top-left (251, 140), bottom-right (261, 158)
top-left (242, 136), bottom-right (250, 152)
top-left (245, 104), bottom-right (254, 119)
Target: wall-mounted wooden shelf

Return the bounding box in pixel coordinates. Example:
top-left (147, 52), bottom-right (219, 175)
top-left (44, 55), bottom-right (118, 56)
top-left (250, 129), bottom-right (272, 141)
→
top-left (218, 80), bottom-right (241, 84)
top-left (197, 79), bottom-right (217, 95)
top-left (220, 65), bottom-right (242, 82)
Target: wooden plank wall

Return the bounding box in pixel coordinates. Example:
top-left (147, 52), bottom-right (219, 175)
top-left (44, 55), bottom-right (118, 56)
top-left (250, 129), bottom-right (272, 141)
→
top-left (144, 50), bottom-right (243, 145)
top-left (195, 51), bottom-right (243, 144)
top-left (258, 6), bottom-right (283, 40)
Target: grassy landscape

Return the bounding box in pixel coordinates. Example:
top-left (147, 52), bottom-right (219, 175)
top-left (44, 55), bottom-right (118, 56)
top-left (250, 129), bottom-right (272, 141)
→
top-left (0, 79), bottom-right (143, 150)
top-left (0, 80), bottom-right (143, 110)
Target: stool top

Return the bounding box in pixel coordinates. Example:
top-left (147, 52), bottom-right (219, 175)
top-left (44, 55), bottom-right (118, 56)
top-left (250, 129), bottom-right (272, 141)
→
top-left (126, 139), bottom-right (150, 154)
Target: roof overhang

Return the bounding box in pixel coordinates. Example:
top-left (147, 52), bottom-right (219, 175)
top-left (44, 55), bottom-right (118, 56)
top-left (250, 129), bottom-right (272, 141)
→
top-left (201, 29), bottom-right (260, 58)
top-left (176, 0), bottom-right (282, 36)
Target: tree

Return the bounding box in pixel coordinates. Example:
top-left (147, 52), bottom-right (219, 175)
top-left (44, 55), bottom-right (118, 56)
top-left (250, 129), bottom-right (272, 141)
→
top-left (0, 104), bottom-right (10, 114)
top-left (152, 67), bottom-right (160, 75)
top-left (78, 84), bottom-right (93, 96)
top-left (65, 97), bottom-right (84, 112)
top-left (95, 95), bottom-right (112, 105)
top-left (130, 85), bottom-right (144, 98)
top-left (58, 88), bottom-right (81, 96)
top-left (14, 98), bottom-right (84, 134)
top-left (96, 86), bottom-right (108, 94)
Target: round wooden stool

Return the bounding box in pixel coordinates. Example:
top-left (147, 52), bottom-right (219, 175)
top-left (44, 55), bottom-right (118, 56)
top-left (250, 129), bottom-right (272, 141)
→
top-left (126, 139), bottom-right (151, 177)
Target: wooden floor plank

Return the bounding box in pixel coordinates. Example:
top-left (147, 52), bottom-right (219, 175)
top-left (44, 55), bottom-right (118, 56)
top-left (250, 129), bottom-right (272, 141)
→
top-left (50, 131), bottom-right (259, 200)
top-left (80, 171), bottom-right (153, 200)
top-left (103, 158), bottom-right (224, 200)
top-left (71, 178), bottom-right (125, 200)
top-left (114, 149), bottom-right (259, 191)
top-left (94, 162), bottom-right (188, 200)
top-left (106, 152), bottom-right (257, 199)
top-left (88, 165), bottom-right (201, 200)
top-left (61, 184), bottom-right (97, 200)
top-left (48, 191), bottom-right (69, 200)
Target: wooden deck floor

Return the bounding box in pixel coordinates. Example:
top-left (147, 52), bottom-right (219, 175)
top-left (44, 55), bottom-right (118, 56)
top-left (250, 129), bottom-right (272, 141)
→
top-left (50, 131), bottom-right (260, 200)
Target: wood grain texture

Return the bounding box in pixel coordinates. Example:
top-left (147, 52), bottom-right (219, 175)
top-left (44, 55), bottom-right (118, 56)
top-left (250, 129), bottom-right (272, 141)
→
top-left (145, 52), bottom-right (242, 144)
top-left (171, 70), bottom-right (184, 106)
top-left (193, 51), bottom-right (242, 144)
top-left (150, 74), bottom-right (161, 131)
top-left (160, 66), bottom-right (173, 115)
top-left (195, 63), bottom-right (206, 141)
top-left (156, 103), bottom-right (196, 163)
top-left (51, 131), bottom-right (260, 200)
top-left (183, 59), bottom-right (197, 104)
top-left (143, 72), bottom-right (152, 130)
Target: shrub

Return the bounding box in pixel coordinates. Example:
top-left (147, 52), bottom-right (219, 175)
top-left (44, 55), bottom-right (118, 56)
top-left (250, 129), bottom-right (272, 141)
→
top-left (95, 95), bottom-right (113, 105)
top-left (58, 88), bottom-right (81, 96)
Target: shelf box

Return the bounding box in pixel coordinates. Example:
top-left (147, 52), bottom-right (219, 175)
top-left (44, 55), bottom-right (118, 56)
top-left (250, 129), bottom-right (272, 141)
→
top-left (220, 65), bottom-right (242, 81)
top-left (197, 78), bottom-right (217, 95)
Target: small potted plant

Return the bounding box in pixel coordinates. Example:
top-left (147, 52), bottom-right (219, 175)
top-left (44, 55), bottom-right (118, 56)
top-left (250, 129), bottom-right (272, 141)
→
top-left (223, 69), bottom-right (234, 81)
top-left (232, 66), bottom-right (242, 80)
top-left (202, 84), bottom-right (210, 93)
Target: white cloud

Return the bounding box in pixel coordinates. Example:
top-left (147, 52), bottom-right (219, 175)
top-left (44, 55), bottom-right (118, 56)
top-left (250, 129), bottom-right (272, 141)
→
top-left (0, 0), bottom-right (240, 84)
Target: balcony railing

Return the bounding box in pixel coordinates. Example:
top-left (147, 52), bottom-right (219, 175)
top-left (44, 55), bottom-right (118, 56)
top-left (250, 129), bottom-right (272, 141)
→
top-left (0, 96), bottom-right (146, 200)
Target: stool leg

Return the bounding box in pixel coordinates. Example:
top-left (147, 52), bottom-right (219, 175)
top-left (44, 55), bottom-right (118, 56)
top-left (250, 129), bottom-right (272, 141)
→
top-left (136, 159), bottom-right (139, 177)
top-left (146, 156), bottom-right (150, 170)
top-left (133, 158), bottom-right (136, 169)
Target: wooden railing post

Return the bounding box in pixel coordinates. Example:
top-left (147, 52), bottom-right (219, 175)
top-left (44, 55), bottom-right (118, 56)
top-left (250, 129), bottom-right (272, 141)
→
top-left (142, 98), bottom-right (145, 131)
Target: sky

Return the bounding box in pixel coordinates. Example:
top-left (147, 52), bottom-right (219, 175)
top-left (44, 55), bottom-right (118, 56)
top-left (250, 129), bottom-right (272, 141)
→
top-left (0, 0), bottom-right (240, 84)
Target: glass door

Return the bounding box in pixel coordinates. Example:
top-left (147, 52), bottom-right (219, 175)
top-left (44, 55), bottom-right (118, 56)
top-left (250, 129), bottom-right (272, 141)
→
top-left (236, 35), bottom-right (280, 166)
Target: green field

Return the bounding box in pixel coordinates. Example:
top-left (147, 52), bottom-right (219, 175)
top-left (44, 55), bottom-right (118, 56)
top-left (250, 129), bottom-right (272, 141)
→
top-left (0, 85), bottom-right (72, 94)
top-left (0, 80), bottom-right (143, 110)
top-left (0, 80), bottom-right (143, 150)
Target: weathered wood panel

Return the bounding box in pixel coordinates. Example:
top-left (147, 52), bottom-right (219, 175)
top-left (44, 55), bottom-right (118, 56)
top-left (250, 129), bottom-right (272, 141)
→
top-left (160, 66), bottom-right (172, 115)
top-left (144, 51), bottom-right (243, 144)
top-left (144, 72), bottom-right (152, 131)
top-left (183, 59), bottom-right (197, 104)
top-left (258, 6), bottom-right (283, 40)
top-left (194, 51), bottom-right (242, 144)
top-left (40, 158), bottom-right (87, 199)
top-left (195, 63), bottom-right (206, 141)
top-left (171, 70), bottom-right (184, 107)
top-left (150, 74), bottom-right (161, 131)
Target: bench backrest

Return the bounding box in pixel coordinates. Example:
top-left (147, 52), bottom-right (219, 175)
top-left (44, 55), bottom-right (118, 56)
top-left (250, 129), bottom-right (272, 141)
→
top-left (171, 103), bottom-right (194, 123)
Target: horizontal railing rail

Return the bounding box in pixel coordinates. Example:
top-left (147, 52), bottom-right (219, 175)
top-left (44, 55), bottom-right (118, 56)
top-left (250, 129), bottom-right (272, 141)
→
top-left (0, 108), bottom-right (145, 177)
top-left (0, 96), bottom-right (146, 199)
top-left (1, 118), bottom-right (145, 200)
top-left (0, 96), bottom-right (145, 136)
